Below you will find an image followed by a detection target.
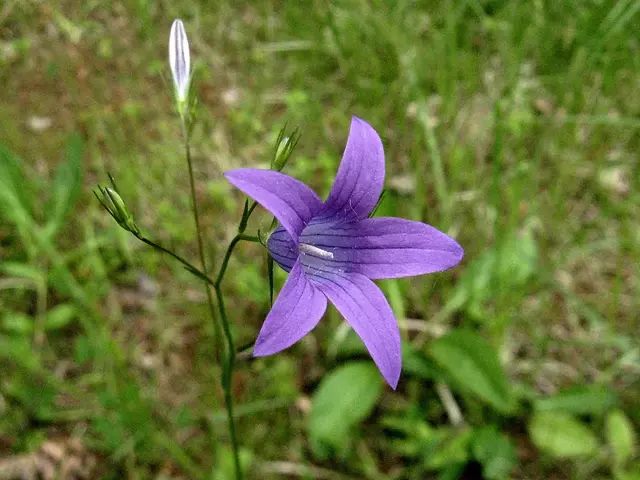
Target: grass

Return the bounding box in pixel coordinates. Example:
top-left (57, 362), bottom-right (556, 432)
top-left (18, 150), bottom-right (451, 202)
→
top-left (1, 0), bottom-right (639, 478)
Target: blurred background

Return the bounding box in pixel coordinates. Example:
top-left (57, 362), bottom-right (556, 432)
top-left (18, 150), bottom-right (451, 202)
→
top-left (1, 1), bottom-right (639, 479)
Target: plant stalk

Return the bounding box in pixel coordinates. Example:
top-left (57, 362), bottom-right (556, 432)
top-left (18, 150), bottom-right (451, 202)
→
top-left (181, 120), bottom-right (222, 350)
top-left (212, 233), bottom-right (252, 480)
top-left (180, 120), bottom-right (236, 477)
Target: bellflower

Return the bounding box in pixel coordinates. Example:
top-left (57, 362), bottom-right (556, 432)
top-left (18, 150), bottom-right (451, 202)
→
top-left (169, 19), bottom-right (191, 105)
top-left (225, 117), bottom-right (463, 388)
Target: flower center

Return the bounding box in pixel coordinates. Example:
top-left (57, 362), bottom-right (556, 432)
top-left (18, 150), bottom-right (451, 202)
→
top-left (298, 242), bottom-right (334, 260)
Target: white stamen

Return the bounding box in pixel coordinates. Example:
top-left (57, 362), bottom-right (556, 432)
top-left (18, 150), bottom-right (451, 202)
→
top-left (299, 243), bottom-right (334, 260)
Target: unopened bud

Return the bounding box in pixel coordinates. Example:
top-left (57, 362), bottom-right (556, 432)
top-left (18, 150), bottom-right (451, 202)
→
top-left (99, 187), bottom-right (139, 235)
top-left (272, 128), bottom-right (300, 171)
top-left (169, 19), bottom-right (191, 110)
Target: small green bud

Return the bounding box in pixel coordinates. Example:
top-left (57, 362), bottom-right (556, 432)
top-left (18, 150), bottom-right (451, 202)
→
top-left (104, 188), bottom-right (127, 220)
top-left (272, 127), bottom-right (300, 171)
top-left (97, 185), bottom-right (140, 235)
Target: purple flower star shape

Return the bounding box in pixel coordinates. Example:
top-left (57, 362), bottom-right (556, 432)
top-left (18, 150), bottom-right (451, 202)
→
top-left (225, 117), bottom-right (463, 388)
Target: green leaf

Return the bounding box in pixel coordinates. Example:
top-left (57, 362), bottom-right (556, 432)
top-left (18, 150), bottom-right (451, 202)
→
top-left (403, 344), bottom-right (445, 380)
top-left (447, 227), bottom-right (537, 318)
top-left (267, 253), bottom-right (274, 306)
top-left (44, 304), bottom-right (77, 331)
top-left (438, 463), bottom-right (467, 480)
top-left (73, 336), bottom-right (93, 365)
top-left (429, 329), bottom-right (513, 413)
top-left (45, 133), bottom-right (83, 236)
top-left (336, 335), bottom-right (444, 382)
top-left (472, 427), bottom-right (517, 479)
top-left (0, 262), bottom-right (45, 285)
top-left (0, 144), bottom-right (33, 228)
top-left (0, 334), bottom-right (40, 370)
top-left (379, 278), bottom-right (405, 319)
top-left (607, 409), bottom-right (636, 468)
top-left (334, 327), bottom-right (368, 358)
top-left (534, 385), bottom-right (618, 416)
top-left (616, 463), bottom-right (640, 480)
top-left (214, 445), bottom-right (252, 480)
top-left (308, 362), bottom-right (383, 459)
top-left (529, 412), bottom-right (599, 458)
top-left (424, 429), bottom-right (473, 470)
top-left (2, 312), bottom-right (34, 335)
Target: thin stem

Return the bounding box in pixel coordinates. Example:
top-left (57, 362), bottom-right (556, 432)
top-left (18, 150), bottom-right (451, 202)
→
top-left (210, 222), bottom-right (260, 479)
top-left (180, 120), bottom-right (230, 476)
top-left (135, 234), bottom-right (214, 285)
top-left (180, 120), bottom-right (222, 350)
top-left (213, 282), bottom-right (242, 480)
top-left (212, 233), bottom-right (252, 480)
top-left (419, 105), bottom-right (450, 225)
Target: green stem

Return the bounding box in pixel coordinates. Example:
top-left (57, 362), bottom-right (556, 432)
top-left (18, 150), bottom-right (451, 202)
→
top-left (212, 233), bottom-right (255, 480)
top-left (420, 105), bottom-right (449, 225)
top-left (181, 121), bottom-right (222, 350)
top-left (179, 111), bottom-right (261, 479)
top-left (179, 120), bottom-right (230, 477)
top-left (135, 234), bottom-right (214, 286)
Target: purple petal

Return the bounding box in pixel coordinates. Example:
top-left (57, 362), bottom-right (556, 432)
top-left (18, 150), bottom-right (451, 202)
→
top-left (267, 226), bottom-right (297, 273)
top-left (311, 272), bottom-right (401, 388)
top-left (225, 169), bottom-right (322, 239)
top-left (253, 260), bottom-right (327, 356)
top-left (298, 217), bottom-right (464, 279)
top-left (318, 117), bottom-right (385, 223)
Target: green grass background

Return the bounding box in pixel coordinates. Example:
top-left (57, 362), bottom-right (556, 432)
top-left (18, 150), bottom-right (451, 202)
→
top-left (1, 0), bottom-right (638, 478)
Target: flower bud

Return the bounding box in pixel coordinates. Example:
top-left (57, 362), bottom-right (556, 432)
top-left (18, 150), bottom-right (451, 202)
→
top-left (272, 127), bottom-right (300, 171)
top-left (104, 188), bottom-right (128, 220)
top-left (169, 19), bottom-right (191, 108)
top-left (97, 186), bottom-right (139, 235)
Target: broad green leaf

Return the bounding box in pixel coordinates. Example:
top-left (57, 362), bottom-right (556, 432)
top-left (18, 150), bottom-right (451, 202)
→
top-left (45, 133), bottom-right (83, 236)
top-left (529, 412), bottom-right (599, 458)
top-left (309, 362), bottom-right (383, 459)
top-left (607, 409), bottom-right (636, 467)
top-left (44, 304), bottom-right (77, 331)
top-left (472, 426), bottom-right (517, 479)
top-left (429, 329), bottom-right (513, 413)
top-left (534, 385), bottom-right (618, 416)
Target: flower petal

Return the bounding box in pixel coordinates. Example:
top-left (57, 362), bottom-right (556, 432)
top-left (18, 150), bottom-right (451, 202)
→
top-left (253, 260), bottom-right (327, 356)
top-left (318, 117), bottom-right (385, 222)
top-left (267, 226), bottom-right (297, 273)
top-left (225, 169), bottom-right (323, 239)
top-left (311, 272), bottom-right (401, 388)
top-left (299, 217), bottom-right (464, 279)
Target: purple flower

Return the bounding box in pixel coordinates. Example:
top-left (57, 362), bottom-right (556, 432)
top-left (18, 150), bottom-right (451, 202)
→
top-left (225, 117), bottom-right (463, 388)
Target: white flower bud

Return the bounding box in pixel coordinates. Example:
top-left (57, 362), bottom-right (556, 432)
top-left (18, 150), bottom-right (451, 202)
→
top-left (169, 19), bottom-right (191, 104)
